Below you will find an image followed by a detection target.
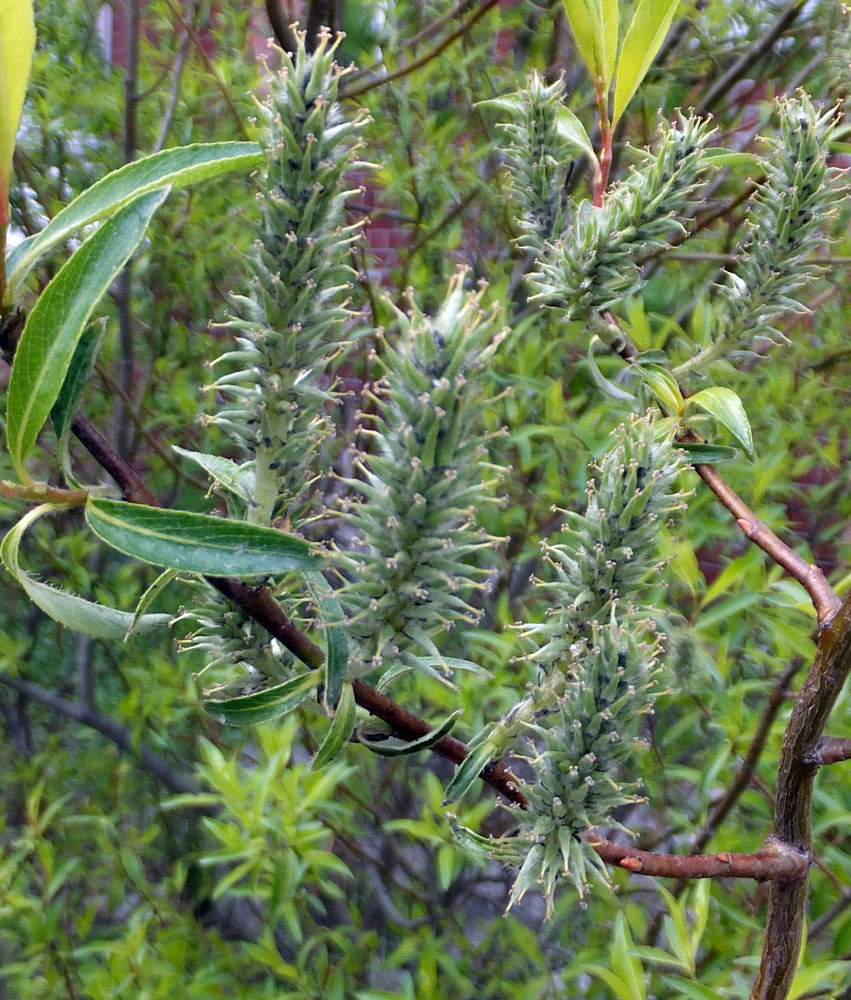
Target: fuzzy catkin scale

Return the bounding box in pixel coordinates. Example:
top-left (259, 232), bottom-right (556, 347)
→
top-left (530, 113), bottom-right (714, 319)
top-left (336, 273), bottom-right (506, 678)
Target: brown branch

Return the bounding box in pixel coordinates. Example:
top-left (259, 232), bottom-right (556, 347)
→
top-left (339, 0), bottom-right (501, 101)
top-left (588, 835), bottom-right (807, 882)
top-left (693, 462), bottom-right (841, 625)
top-left (803, 735), bottom-right (851, 766)
top-left (751, 590), bottom-right (851, 1000)
top-left (692, 658), bottom-right (803, 854)
top-left (70, 414), bottom-right (157, 506)
top-left (264, 0), bottom-right (299, 53)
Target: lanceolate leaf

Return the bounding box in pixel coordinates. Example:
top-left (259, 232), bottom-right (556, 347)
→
top-left (204, 670), bottom-right (321, 726)
top-left (50, 321), bottom-right (105, 443)
top-left (562, 0), bottom-right (618, 88)
top-left (306, 572), bottom-right (348, 711)
top-left (555, 107), bottom-right (600, 167)
top-left (442, 737), bottom-right (499, 805)
top-left (1, 505), bottom-right (170, 639)
top-left (0, 0), bottom-right (35, 226)
top-left (361, 710), bottom-right (461, 757)
top-left (173, 447), bottom-right (256, 503)
top-left (312, 682), bottom-right (356, 769)
top-left (6, 188), bottom-right (169, 480)
top-left (686, 386), bottom-right (754, 459)
top-left (612, 0), bottom-right (683, 126)
top-left (7, 142), bottom-right (262, 292)
top-left (85, 498), bottom-right (319, 577)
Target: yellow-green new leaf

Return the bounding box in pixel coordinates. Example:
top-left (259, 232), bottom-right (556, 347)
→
top-left (686, 386), bottom-right (754, 459)
top-left (613, 0), bottom-right (683, 126)
top-left (0, 0), bottom-right (35, 225)
top-left (562, 0), bottom-right (618, 88)
top-left (312, 683), bottom-right (356, 770)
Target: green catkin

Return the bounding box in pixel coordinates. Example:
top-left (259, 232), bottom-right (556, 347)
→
top-left (335, 272), bottom-right (506, 679)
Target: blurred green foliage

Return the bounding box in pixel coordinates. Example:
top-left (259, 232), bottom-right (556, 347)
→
top-left (2, 1), bottom-right (851, 997)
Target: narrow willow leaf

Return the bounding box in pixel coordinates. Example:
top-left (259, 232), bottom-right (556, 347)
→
top-left (85, 497), bottom-right (319, 576)
top-left (312, 683), bottom-right (356, 769)
top-left (612, 0), bottom-right (683, 126)
top-left (555, 107), bottom-right (599, 167)
top-left (686, 386), bottom-right (754, 459)
top-left (442, 738), bottom-right (499, 805)
top-left (0, 0), bottom-right (35, 224)
top-left (124, 568), bottom-right (178, 641)
top-left (50, 321), bottom-right (105, 443)
top-left (6, 188), bottom-right (169, 480)
top-left (1, 505), bottom-right (169, 638)
top-left (7, 142), bottom-right (262, 292)
top-left (587, 337), bottom-right (636, 402)
top-left (678, 441), bottom-right (738, 464)
top-left (611, 913), bottom-right (646, 1000)
top-left (636, 364), bottom-right (684, 416)
top-left (306, 573), bottom-right (348, 711)
top-left (702, 148), bottom-right (759, 168)
top-left (562, 0), bottom-right (613, 88)
top-left (361, 710), bottom-right (461, 757)
top-left (173, 447), bottom-right (256, 503)
top-left (203, 669), bottom-right (321, 726)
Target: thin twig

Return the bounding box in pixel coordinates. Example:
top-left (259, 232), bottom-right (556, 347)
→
top-left (803, 735), bottom-right (851, 766)
top-left (340, 0), bottom-right (501, 101)
top-left (693, 462), bottom-right (841, 625)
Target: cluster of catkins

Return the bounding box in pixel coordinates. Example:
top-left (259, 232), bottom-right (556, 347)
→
top-left (450, 416), bottom-right (686, 913)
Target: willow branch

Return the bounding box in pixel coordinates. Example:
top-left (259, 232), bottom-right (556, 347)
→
top-left (588, 835), bottom-right (807, 881)
top-left (751, 590), bottom-right (851, 1000)
top-left (803, 735), bottom-right (851, 766)
top-left (694, 462), bottom-right (841, 625)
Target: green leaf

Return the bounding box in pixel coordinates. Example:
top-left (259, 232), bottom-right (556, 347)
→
top-left (686, 386), bottom-right (754, 459)
top-left (203, 670), bottom-right (321, 726)
top-left (555, 107), bottom-right (599, 166)
top-left (610, 913), bottom-right (646, 1000)
top-left (7, 142), bottom-right (262, 292)
top-left (635, 363), bottom-right (684, 416)
top-left (124, 568), bottom-right (178, 641)
top-left (659, 978), bottom-right (727, 1000)
top-left (306, 572), bottom-right (348, 711)
top-left (6, 188), bottom-right (169, 480)
top-left (442, 737), bottom-right (499, 805)
top-left (1, 505), bottom-right (170, 638)
top-left (587, 336), bottom-right (636, 402)
top-left (312, 683), bottom-right (356, 769)
top-left (678, 441), bottom-right (739, 464)
top-left (562, 0), bottom-right (617, 88)
top-left (85, 498), bottom-right (319, 577)
top-left (50, 320), bottom-right (104, 443)
top-left (701, 148), bottom-right (760, 168)
top-left (612, 0), bottom-right (684, 126)
top-left (0, 0), bottom-right (35, 227)
top-left (361, 711), bottom-right (461, 757)
top-left (172, 447), bottom-right (256, 503)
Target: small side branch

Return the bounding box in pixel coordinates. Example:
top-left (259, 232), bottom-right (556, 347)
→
top-left (588, 835), bottom-right (807, 881)
top-left (694, 462), bottom-right (841, 624)
top-left (803, 735), bottom-right (851, 766)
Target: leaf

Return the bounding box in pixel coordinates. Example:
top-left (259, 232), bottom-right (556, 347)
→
top-left (1, 505), bottom-right (170, 639)
top-left (0, 0), bottom-right (35, 225)
top-left (659, 978), bottom-right (727, 1000)
top-left (50, 320), bottom-right (105, 443)
top-left (678, 441), bottom-right (739, 464)
top-left (7, 142), bottom-right (262, 292)
top-left (360, 711), bottom-right (461, 757)
top-left (555, 107), bottom-right (599, 166)
top-left (6, 188), bottom-right (169, 480)
top-left (635, 363), bottom-right (684, 416)
top-left (85, 497), bottom-right (319, 577)
top-left (203, 670), bottom-right (321, 726)
top-left (124, 568), bottom-right (178, 641)
top-left (173, 447), bottom-right (256, 503)
top-left (686, 386), bottom-right (754, 459)
top-left (562, 0), bottom-right (618, 88)
top-left (442, 736), bottom-right (499, 805)
top-left (587, 336), bottom-right (636, 402)
top-left (612, 0), bottom-right (684, 126)
top-left (610, 913), bottom-right (646, 1000)
top-left (312, 683), bottom-right (356, 769)
top-left (701, 148), bottom-right (760, 168)
top-left (306, 572), bottom-right (348, 711)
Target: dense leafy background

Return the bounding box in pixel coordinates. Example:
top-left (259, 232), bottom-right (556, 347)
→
top-left (1, 1), bottom-right (851, 997)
